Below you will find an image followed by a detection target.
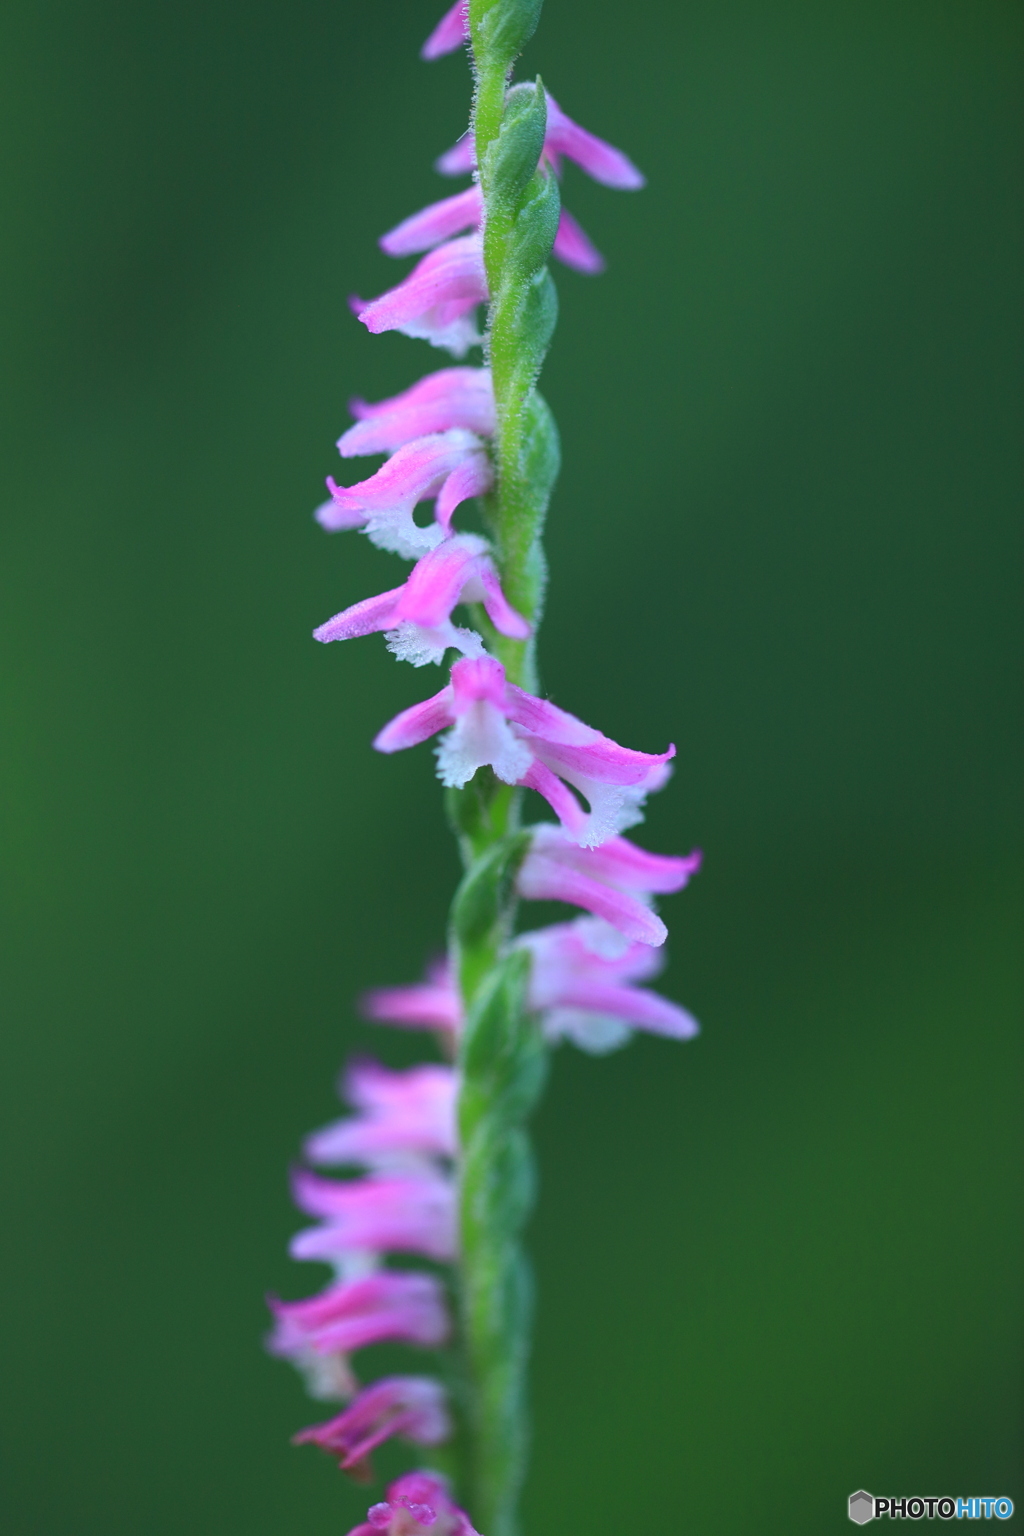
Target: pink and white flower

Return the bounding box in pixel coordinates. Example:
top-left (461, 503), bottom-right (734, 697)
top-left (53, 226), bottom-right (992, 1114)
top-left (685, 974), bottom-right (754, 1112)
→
top-left (290, 1169), bottom-right (457, 1265)
top-left (373, 656), bottom-right (675, 847)
top-left (338, 367), bottom-right (495, 458)
top-left (349, 1471), bottom-right (481, 1536)
top-left (363, 910), bottom-right (699, 1052)
top-left (316, 430), bottom-right (493, 558)
top-left (304, 1059), bottom-right (457, 1170)
top-left (314, 534), bottom-right (529, 668)
top-left (268, 1271), bottom-right (450, 1363)
top-left (380, 182), bottom-right (606, 277)
top-left (436, 93), bottom-right (644, 190)
top-left (353, 235), bottom-right (487, 357)
top-left (293, 1376), bottom-right (450, 1471)
top-left (517, 823), bottom-right (702, 945)
top-left (514, 916), bottom-right (699, 1052)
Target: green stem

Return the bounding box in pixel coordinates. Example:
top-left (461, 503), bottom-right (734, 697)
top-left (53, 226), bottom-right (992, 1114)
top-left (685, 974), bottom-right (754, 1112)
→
top-left (446, 7), bottom-right (561, 1532)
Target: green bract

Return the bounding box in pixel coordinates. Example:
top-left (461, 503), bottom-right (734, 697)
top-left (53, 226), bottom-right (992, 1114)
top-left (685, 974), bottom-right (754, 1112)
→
top-left (468, 0), bottom-right (544, 78)
top-left (457, 950), bottom-right (548, 1536)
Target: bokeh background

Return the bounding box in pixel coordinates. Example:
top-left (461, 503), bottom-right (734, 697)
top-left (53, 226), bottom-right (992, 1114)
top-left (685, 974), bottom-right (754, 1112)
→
top-left (2, 0), bottom-right (1021, 1531)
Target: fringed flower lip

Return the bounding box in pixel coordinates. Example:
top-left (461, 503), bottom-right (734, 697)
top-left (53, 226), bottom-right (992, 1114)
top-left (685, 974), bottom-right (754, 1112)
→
top-left (314, 534), bottom-right (530, 669)
top-left (373, 655), bottom-right (675, 847)
top-left (316, 430), bottom-right (493, 559)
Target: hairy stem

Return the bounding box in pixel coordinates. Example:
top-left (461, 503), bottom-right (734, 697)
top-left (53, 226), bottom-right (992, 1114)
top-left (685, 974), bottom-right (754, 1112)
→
top-left (447, 5), bottom-right (561, 1532)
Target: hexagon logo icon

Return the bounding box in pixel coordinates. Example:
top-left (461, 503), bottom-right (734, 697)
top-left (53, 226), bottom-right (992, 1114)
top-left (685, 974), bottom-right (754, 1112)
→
top-left (848, 1491), bottom-right (875, 1524)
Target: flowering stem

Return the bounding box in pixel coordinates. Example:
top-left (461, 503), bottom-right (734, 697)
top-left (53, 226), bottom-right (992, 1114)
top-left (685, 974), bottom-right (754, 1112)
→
top-left (450, 5), bottom-right (561, 1531)
top-left (274, 11), bottom-right (688, 1534)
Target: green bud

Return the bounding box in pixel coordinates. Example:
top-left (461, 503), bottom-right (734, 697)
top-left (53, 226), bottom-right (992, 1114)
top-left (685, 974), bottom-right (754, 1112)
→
top-left (491, 265), bottom-right (558, 407)
top-left (451, 832), bottom-right (530, 952)
top-left (461, 1121), bottom-right (537, 1246)
top-left (518, 390), bottom-right (560, 509)
top-left (505, 163), bottom-right (560, 285)
top-left (469, 0), bottom-right (544, 70)
top-left (480, 82), bottom-right (548, 211)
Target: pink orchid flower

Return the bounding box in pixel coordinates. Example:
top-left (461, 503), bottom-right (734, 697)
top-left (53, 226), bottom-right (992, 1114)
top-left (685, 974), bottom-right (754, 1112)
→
top-left (373, 656), bottom-right (675, 847)
top-left (437, 93), bottom-right (644, 190)
top-left (353, 235), bottom-right (487, 357)
top-left (304, 1059), bottom-right (457, 1169)
top-left (268, 1271), bottom-right (450, 1361)
top-left (351, 1471), bottom-right (481, 1536)
top-left (514, 916), bottom-right (699, 1051)
top-left (361, 956), bottom-right (462, 1034)
top-left (380, 181), bottom-right (606, 276)
top-left (294, 1376), bottom-right (450, 1472)
top-left (338, 367), bottom-right (495, 458)
top-left (289, 1169), bottom-right (457, 1265)
top-left (313, 534), bottom-right (530, 668)
top-left (362, 911), bottom-right (697, 1052)
top-left (316, 430), bottom-right (493, 559)
top-left (516, 823), bottom-right (702, 945)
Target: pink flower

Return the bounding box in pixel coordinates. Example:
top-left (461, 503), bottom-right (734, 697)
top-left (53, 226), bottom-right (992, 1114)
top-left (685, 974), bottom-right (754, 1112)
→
top-left (516, 824), bottom-right (702, 945)
top-left (268, 1271), bottom-right (450, 1361)
top-left (543, 95), bottom-right (646, 188)
top-left (313, 534), bottom-right (529, 668)
top-left (294, 1376), bottom-right (450, 1472)
top-left (316, 430), bottom-right (493, 558)
top-left (380, 183), bottom-right (607, 277)
top-left (420, 1), bottom-right (468, 62)
top-left (289, 1169), bottom-right (457, 1264)
top-left (437, 94), bottom-right (644, 190)
top-left (379, 186), bottom-right (483, 260)
top-left (353, 235), bottom-right (487, 357)
top-left (304, 1059), bottom-right (457, 1169)
top-left (362, 911), bottom-right (698, 1054)
top-left (350, 1471), bottom-right (481, 1536)
top-left (373, 656), bottom-right (675, 847)
top-left (515, 916), bottom-right (699, 1052)
top-left (338, 368), bottom-right (495, 458)
top-left (362, 956), bottom-right (461, 1035)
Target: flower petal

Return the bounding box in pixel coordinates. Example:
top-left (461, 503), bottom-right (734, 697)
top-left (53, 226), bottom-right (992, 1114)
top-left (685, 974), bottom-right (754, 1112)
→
top-left (373, 685), bottom-right (455, 754)
top-left (516, 850), bottom-right (669, 945)
top-left (355, 237), bottom-right (487, 357)
top-left (380, 186), bottom-right (482, 257)
top-left (314, 588), bottom-right (404, 644)
top-left (545, 95), bottom-right (646, 188)
top-left (553, 207), bottom-right (606, 274)
top-left (339, 368), bottom-right (494, 457)
top-left (421, 0), bottom-right (468, 60)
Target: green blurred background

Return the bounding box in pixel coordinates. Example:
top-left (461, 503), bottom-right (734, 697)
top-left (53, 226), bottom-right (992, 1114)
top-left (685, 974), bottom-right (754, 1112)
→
top-left (1, 0), bottom-right (1020, 1530)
